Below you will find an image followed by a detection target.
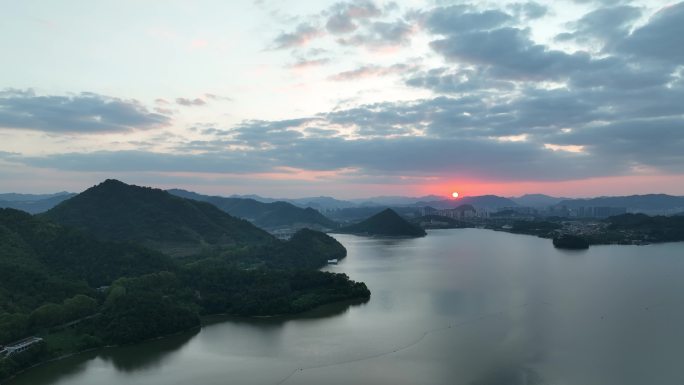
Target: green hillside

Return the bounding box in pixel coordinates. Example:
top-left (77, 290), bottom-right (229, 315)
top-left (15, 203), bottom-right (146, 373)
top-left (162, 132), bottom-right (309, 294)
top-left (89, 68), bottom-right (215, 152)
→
top-left (43, 180), bottom-right (274, 256)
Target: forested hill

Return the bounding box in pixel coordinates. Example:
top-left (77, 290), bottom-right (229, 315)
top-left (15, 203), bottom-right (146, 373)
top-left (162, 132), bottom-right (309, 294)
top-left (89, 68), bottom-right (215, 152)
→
top-left (42, 180), bottom-right (274, 256)
top-left (168, 189), bottom-right (337, 230)
top-left (338, 208), bottom-right (427, 237)
top-left (0, 208), bottom-right (369, 377)
top-left (0, 208), bottom-right (174, 314)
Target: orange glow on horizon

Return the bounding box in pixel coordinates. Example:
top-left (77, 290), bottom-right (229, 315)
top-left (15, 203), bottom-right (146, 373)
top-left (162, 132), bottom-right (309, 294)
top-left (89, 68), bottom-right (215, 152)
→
top-left (418, 174), bottom-right (684, 198)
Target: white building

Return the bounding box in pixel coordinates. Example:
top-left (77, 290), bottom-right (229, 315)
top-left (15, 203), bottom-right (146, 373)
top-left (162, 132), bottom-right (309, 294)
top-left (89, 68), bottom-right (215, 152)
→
top-left (1, 337), bottom-right (43, 357)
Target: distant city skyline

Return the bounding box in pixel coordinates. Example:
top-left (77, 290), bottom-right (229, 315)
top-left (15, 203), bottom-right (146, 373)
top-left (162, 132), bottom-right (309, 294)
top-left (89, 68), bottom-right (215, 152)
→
top-left (1, 0), bottom-right (683, 197)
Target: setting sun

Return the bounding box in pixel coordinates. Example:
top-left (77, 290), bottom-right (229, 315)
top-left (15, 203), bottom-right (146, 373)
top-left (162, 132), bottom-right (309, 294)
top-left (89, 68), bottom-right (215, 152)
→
top-left (452, 192), bottom-right (459, 198)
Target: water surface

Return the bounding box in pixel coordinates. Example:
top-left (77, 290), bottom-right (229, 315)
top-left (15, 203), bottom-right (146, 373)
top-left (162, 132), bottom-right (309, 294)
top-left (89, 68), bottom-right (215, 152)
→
top-left (8, 229), bottom-right (684, 385)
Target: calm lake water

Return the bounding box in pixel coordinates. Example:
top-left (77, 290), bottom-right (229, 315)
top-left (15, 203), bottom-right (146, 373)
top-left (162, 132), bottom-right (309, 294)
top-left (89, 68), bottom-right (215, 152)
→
top-left (8, 229), bottom-right (684, 385)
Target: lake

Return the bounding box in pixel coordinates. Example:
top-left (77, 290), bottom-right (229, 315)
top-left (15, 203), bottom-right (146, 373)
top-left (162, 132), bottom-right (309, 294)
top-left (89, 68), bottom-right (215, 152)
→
top-left (7, 229), bottom-right (684, 385)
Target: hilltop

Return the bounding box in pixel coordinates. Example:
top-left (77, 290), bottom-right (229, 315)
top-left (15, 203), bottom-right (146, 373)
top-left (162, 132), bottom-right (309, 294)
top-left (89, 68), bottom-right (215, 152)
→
top-left (42, 180), bottom-right (274, 256)
top-left (168, 189), bottom-right (337, 230)
top-left (511, 194), bottom-right (567, 207)
top-left (337, 208), bottom-right (426, 237)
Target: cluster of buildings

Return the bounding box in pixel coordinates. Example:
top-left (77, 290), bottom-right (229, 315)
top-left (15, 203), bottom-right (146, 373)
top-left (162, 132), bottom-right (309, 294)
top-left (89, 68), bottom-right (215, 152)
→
top-left (420, 204), bottom-right (628, 222)
top-left (490, 205), bottom-right (628, 219)
top-left (572, 206), bottom-right (627, 218)
top-left (420, 205), bottom-right (483, 219)
top-left (0, 337), bottom-right (43, 358)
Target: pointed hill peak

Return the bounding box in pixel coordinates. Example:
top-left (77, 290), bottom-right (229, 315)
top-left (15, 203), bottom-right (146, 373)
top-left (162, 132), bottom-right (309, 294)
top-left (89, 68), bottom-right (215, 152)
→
top-left (338, 208), bottom-right (426, 237)
top-left (43, 180), bottom-right (274, 256)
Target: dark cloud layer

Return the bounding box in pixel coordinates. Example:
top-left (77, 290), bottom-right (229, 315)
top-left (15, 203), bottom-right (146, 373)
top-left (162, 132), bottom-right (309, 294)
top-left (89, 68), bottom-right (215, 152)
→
top-left (617, 2), bottom-right (684, 64)
top-left (555, 5), bottom-right (642, 49)
top-left (0, 89), bottom-right (169, 133)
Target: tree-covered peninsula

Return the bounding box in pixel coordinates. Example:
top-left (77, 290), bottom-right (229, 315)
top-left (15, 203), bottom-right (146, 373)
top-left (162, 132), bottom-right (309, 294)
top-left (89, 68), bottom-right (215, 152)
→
top-left (0, 180), bottom-right (369, 381)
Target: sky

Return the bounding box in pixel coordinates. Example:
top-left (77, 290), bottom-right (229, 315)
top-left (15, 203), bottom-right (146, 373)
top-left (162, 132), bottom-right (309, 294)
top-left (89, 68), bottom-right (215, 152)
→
top-left (1, 0), bottom-right (683, 198)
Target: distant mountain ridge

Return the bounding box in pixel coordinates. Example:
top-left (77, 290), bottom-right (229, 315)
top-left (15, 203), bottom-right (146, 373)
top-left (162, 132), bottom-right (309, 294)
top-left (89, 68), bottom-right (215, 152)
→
top-left (349, 195), bottom-right (445, 207)
top-left (43, 180), bottom-right (274, 256)
top-left (510, 194), bottom-right (567, 207)
top-left (0, 192), bottom-right (73, 202)
top-left (0, 193), bottom-right (76, 214)
top-left (168, 189), bottom-right (337, 230)
top-left (230, 194), bottom-right (356, 210)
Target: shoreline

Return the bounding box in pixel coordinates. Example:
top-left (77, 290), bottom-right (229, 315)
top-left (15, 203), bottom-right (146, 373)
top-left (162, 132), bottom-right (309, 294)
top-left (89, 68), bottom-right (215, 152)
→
top-left (423, 226), bottom-right (684, 248)
top-left (0, 296), bottom-right (370, 384)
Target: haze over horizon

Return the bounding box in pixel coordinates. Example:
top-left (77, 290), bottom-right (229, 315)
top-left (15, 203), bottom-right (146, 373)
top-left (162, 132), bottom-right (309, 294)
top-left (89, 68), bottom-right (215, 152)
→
top-left (1, 0), bottom-right (683, 198)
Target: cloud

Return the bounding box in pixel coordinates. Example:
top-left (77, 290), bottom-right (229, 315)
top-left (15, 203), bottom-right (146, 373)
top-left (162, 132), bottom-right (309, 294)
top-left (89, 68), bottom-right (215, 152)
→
top-left (406, 67), bottom-right (516, 94)
top-left (329, 63), bottom-right (418, 81)
top-left (430, 27), bottom-right (596, 81)
top-left (422, 5), bottom-right (513, 35)
top-left (4, 2), bottom-right (683, 190)
top-left (0, 89), bottom-right (170, 133)
top-left (507, 2), bottom-right (549, 20)
top-left (337, 20), bottom-right (415, 48)
top-left (154, 107), bottom-right (176, 115)
top-left (271, 1), bottom-right (410, 52)
top-left (176, 97), bottom-right (207, 107)
top-left (550, 117), bottom-right (684, 173)
top-left (273, 23), bottom-right (324, 49)
top-left (617, 2), bottom-right (684, 64)
top-left (4, 82), bottom-right (683, 182)
top-left (0, 135), bottom-right (611, 182)
top-left (204, 93), bottom-right (233, 102)
top-left (228, 118), bottom-right (318, 146)
top-left (288, 58), bottom-right (331, 69)
top-left (0, 150), bottom-right (273, 174)
top-left (325, 0), bottom-right (383, 34)
top-left (555, 5), bottom-right (642, 50)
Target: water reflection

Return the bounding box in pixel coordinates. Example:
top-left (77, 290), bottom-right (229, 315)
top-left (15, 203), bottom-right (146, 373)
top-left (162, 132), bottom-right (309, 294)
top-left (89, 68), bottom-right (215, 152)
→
top-left (97, 330), bottom-right (198, 373)
top-left (205, 297), bottom-right (370, 327)
top-left (468, 366), bottom-right (543, 385)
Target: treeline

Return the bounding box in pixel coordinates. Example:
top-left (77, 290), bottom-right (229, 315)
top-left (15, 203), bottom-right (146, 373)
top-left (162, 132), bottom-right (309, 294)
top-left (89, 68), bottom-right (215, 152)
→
top-left (606, 214), bottom-right (684, 242)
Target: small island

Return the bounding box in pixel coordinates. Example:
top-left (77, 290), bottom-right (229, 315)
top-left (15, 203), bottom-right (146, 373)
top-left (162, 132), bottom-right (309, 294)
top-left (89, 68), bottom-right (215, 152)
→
top-left (336, 208), bottom-right (427, 237)
top-left (552, 234), bottom-right (590, 249)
